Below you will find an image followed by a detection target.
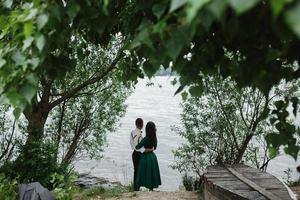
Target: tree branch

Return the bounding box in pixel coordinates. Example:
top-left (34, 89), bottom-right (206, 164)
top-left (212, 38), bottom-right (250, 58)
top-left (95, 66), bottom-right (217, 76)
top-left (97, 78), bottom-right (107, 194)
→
top-left (0, 119), bottom-right (16, 161)
top-left (49, 49), bottom-right (124, 109)
top-left (213, 84), bottom-right (239, 151)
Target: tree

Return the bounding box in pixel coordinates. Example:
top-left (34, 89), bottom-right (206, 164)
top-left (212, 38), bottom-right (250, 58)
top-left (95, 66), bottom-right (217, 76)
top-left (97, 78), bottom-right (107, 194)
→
top-left (46, 74), bottom-right (131, 165)
top-left (10, 34), bottom-right (131, 176)
top-left (0, 1), bottom-right (146, 183)
top-left (1, 34), bottom-right (132, 185)
top-left (172, 75), bottom-right (299, 177)
top-left (0, 0), bottom-right (143, 140)
top-left (2, 0), bottom-right (300, 158)
top-left (0, 0), bottom-right (149, 114)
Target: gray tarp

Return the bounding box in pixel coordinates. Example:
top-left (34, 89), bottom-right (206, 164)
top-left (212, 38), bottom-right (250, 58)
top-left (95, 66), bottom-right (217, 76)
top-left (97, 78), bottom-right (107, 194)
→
top-left (19, 182), bottom-right (55, 200)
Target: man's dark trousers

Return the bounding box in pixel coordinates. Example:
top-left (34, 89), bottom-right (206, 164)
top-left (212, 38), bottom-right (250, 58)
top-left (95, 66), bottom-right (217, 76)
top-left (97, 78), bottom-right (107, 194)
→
top-left (132, 150), bottom-right (142, 191)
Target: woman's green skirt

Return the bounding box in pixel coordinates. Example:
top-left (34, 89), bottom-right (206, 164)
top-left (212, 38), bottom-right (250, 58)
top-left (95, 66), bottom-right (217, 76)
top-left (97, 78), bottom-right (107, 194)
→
top-left (136, 152), bottom-right (161, 189)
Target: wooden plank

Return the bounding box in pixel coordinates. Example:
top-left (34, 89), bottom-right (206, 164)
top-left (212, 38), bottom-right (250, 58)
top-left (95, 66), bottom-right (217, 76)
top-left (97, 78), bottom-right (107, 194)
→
top-left (216, 180), bottom-right (253, 190)
top-left (237, 172), bottom-right (274, 179)
top-left (206, 177), bottom-right (239, 181)
top-left (227, 167), bottom-right (282, 200)
top-left (205, 172), bottom-right (233, 177)
top-left (205, 174), bottom-right (235, 178)
top-left (234, 190), bottom-right (267, 200)
top-left (266, 189), bottom-right (293, 200)
top-left (205, 182), bottom-right (249, 200)
top-left (247, 179), bottom-right (285, 189)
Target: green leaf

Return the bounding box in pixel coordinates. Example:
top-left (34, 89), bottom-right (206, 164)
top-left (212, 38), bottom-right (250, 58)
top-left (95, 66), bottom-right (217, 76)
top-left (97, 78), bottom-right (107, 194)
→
top-left (171, 78), bottom-right (178, 85)
top-left (12, 51), bottom-right (25, 66)
top-left (24, 9), bottom-right (38, 21)
top-left (181, 91), bottom-right (188, 101)
top-left (102, 0), bottom-right (109, 15)
top-left (291, 97), bottom-right (298, 116)
top-left (228, 0), bottom-right (260, 15)
top-left (3, 0), bottom-right (13, 9)
top-left (284, 145), bottom-right (300, 160)
top-left (268, 146), bottom-right (279, 159)
top-left (143, 62), bottom-right (158, 78)
top-left (35, 35), bottom-right (45, 51)
top-left (24, 22), bottom-right (34, 38)
top-left (13, 108), bottom-right (22, 119)
top-left (37, 14), bottom-right (49, 30)
top-left (20, 83), bottom-right (36, 103)
top-left (129, 28), bottom-right (151, 49)
top-left (67, 2), bottom-right (81, 20)
top-left (22, 36), bottom-right (34, 51)
top-left (270, 0), bottom-right (286, 17)
top-left (269, 117), bottom-right (277, 125)
top-left (5, 90), bottom-right (23, 108)
top-left (26, 73), bottom-right (39, 85)
top-left (189, 85), bottom-right (203, 96)
top-left (0, 58), bottom-right (6, 68)
top-left (28, 58), bottom-right (40, 69)
top-left (166, 26), bottom-right (193, 60)
top-left (274, 100), bottom-right (284, 110)
top-left (207, 0), bottom-right (228, 19)
top-left (153, 4), bottom-right (166, 19)
top-left (170, 0), bottom-right (188, 13)
top-left (265, 132), bottom-right (283, 148)
top-left (285, 2), bottom-right (300, 38)
top-left (187, 0), bottom-right (211, 22)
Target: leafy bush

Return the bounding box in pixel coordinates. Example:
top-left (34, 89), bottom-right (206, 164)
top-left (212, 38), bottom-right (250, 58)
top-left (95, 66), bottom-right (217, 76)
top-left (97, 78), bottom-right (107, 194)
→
top-left (172, 76), bottom-right (275, 178)
top-left (182, 173), bottom-right (194, 191)
top-left (50, 172), bottom-right (79, 200)
top-left (127, 182), bottom-right (134, 192)
top-left (3, 140), bottom-right (68, 189)
top-left (0, 173), bottom-right (18, 200)
top-left (283, 168), bottom-right (300, 187)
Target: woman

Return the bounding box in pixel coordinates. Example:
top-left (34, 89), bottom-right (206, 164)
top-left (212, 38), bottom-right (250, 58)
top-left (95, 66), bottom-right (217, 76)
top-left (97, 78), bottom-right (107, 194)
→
top-left (135, 121), bottom-right (161, 191)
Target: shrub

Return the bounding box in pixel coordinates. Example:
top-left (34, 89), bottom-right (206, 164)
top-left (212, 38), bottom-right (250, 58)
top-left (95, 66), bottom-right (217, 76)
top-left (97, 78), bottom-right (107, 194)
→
top-left (3, 140), bottom-right (69, 189)
top-left (127, 182), bottom-right (134, 192)
top-left (50, 172), bottom-right (79, 200)
top-left (0, 173), bottom-right (18, 200)
top-left (182, 173), bottom-right (194, 191)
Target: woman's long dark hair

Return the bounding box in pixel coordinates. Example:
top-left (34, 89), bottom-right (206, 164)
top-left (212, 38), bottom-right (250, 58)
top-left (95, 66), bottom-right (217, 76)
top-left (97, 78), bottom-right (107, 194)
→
top-left (146, 121), bottom-right (157, 147)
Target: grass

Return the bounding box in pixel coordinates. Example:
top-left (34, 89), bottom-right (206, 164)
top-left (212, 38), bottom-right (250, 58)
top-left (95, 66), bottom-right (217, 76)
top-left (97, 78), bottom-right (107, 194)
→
top-left (75, 183), bottom-right (134, 200)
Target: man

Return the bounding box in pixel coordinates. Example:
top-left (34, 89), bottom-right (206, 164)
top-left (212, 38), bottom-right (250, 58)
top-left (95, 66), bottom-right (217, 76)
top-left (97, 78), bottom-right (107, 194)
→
top-left (130, 118), bottom-right (152, 191)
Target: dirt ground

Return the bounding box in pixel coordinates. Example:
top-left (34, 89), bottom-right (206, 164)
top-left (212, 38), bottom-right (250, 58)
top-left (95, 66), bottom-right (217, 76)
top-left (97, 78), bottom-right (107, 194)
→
top-left (91, 190), bottom-right (200, 200)
top-left (89, 187), bottom-right (300, 200)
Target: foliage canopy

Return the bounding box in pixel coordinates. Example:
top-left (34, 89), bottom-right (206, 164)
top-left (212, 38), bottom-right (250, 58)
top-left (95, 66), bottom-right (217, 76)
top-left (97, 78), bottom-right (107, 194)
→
top-left (1, 0), bottom-right (300, 157)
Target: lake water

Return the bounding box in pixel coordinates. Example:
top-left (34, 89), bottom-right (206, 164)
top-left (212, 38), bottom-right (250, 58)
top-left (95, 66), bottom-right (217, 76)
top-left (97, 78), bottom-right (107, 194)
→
top-left (75, 76), bottom-right (300, 191)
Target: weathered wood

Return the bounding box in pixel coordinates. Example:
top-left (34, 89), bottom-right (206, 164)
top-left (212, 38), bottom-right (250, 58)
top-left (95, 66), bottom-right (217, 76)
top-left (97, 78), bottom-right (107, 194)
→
top-left (234, 190), bottom-right (267, 200)
top-left (227, 167), bottom-right (282, 200)
top-left (203, 164), bottom-right (293, 200)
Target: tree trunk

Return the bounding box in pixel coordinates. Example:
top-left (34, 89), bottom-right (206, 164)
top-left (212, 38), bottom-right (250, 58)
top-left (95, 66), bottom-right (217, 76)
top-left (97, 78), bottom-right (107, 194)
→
top-left (24, 102), bottom-right (50, 144)
top-left (15, 98), bottom-right (51, 167)
top-left (13, 100), bottom-right (51, 181)
top-left (54, 101), bottom-right (66, 163)
top-left (234, 133), bottom-right (254, 164)
top-left (62, 133), bottom-right (80, 165)
top-left (62, 123), bottom-right (82, 164)
top-left (62, 117), bottom-right (88, 164)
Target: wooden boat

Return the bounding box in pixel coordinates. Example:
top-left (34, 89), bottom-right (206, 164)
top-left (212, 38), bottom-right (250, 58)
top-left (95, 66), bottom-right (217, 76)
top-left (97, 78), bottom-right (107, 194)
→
top-left (202, 164), bottom-right (293, 200)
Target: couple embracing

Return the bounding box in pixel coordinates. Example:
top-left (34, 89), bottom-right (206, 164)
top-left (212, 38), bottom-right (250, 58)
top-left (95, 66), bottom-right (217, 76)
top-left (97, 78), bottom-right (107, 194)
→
top-left (130, 118), bottom-right (161, 191)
